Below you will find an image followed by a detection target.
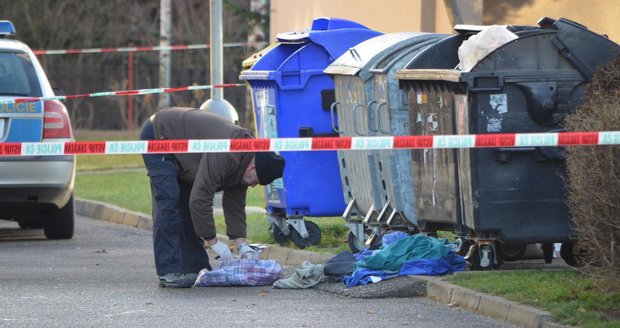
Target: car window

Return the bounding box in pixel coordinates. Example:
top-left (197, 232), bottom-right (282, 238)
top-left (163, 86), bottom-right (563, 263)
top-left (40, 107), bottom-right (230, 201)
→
top-left (0, 51), bottom-right (42, 97)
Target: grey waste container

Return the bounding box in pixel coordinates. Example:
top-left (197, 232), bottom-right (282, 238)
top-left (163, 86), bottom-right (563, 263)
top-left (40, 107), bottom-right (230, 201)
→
top-left (396, 17), bottom-right (620, 269)
top-left (325, 32), bottom-right (464, 251)
top-left (370, 33), bottom-right (466, 234)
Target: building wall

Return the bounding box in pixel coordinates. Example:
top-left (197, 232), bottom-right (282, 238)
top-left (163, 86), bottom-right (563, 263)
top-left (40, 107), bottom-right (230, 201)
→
top-left (269, 0), bottom-right (619, 44)
top-left (269, 0), bottom-right (454, 39)
top-left (483, 0), bottom-right (620, 43)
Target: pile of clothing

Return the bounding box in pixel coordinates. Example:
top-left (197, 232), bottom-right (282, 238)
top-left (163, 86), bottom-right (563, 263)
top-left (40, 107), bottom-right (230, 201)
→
top-left (274, 232), bottom-right (466, 289)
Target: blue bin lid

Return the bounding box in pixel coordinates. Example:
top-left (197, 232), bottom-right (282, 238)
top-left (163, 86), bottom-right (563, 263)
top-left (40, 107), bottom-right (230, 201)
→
top-left (276, 17), bottom-right (372, 42)
top-left (275, 17), bottom-right (382, 63)
top-left (240, 17), bottom-right (382, 87)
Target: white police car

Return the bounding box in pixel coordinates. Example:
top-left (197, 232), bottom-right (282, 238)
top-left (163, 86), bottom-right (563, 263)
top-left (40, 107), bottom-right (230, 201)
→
top-left (0, 20), bottom-right (75, 239)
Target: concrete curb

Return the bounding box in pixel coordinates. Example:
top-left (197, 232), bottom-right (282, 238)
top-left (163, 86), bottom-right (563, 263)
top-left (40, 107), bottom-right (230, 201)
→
top-left (414, 276), bottom-right (561, 328)
top-left (75, 198), bottom-right (572, 328)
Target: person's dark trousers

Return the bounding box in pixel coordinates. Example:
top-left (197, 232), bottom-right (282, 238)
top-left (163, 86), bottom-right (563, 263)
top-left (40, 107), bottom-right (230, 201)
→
top-left (139, 118), bottom-right (211, 276)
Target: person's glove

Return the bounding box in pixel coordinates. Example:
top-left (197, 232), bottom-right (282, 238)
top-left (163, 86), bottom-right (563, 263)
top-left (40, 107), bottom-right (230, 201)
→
top-left (210, 240), bottom-right (233, 260)
top-left (237, 243), bottom-right (260, 260)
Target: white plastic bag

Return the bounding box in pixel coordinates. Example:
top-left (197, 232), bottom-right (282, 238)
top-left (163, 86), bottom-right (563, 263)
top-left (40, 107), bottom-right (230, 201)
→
top-left (458, 25), bottom-right (518, 71)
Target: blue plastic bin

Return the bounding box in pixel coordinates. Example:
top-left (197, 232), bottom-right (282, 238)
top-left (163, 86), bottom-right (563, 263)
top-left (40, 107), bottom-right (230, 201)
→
top-left (239, 18), bottom-right (382, 248)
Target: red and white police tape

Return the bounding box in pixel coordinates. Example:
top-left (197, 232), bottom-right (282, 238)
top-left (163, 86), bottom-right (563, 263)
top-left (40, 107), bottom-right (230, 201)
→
top-left (0, 83), bottom-right (245, 106)
top-left (1, 132), bottom-right (619, 157)
top-left (33, 42), bottom-right (268, 55)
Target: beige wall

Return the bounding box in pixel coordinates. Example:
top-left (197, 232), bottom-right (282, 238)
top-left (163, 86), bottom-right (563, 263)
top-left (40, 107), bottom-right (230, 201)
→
top-left (269, 0), bottom-right (620, 44)
top-left (269, 0), bottom-right (454, 40)
top-left (483, 0), bottom-right (620, 43)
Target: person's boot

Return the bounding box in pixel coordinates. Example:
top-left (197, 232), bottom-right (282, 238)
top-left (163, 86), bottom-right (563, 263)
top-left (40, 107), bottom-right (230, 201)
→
top-left (158, 273), bottom-right (195, 288)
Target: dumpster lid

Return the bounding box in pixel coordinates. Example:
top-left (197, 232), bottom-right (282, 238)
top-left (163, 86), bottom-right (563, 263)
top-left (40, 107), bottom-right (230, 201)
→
top-left (370, 34), bottom-right (449, 73)
top-left (546, 17), bottom-right (620, 80)
top-left (324, 32), bottom-right (433, 76)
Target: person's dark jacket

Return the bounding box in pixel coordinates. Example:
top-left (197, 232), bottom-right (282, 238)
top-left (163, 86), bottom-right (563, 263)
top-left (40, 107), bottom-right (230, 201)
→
top-left (151, 107), bottom-right (254, 239)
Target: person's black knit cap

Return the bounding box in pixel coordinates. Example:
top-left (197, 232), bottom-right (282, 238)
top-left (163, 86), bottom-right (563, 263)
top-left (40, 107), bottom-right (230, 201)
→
top-left (255, 151), bottom-right (285, 185)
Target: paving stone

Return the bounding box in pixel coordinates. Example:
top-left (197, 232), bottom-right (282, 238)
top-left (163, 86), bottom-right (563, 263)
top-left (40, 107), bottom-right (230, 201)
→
top-left (425, 279), bottom-right (453, 303)
top-left (507, 303), bottom-right (553, 328)
top-left (477, 294), bottom-right (511, 321)
top-left (450, 285), bottom-right (481, 313)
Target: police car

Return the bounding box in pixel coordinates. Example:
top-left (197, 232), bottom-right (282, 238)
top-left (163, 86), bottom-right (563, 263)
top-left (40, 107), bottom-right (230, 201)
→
top-left (0, 20), bottom-right (75, 239)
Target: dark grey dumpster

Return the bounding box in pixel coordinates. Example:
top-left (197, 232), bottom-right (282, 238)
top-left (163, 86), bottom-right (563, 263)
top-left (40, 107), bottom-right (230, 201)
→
top-left (396, 17), bottom-right (620, 269)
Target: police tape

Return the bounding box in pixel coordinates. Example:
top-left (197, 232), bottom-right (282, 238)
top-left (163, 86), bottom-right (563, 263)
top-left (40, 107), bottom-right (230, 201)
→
top-left (33, 41), bottom-right (269, 55)
top-left (1, 132), bottom-right (619, 157)
top-left (0, 83), bottom-right (245, 106)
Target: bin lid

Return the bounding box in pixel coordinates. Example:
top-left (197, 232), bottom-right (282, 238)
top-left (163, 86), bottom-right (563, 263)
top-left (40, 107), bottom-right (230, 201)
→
top-left (399, 34), bottom-right (465, 71)
top-left (241, 43), bottom-right (280, 70)
top-left (324, 32), bottom-right (440, 77)
top-left (549, 17), bottom-right (620, 80)
top-left (240, 17), bottom-right (382, 85)
top-left (396, 17), bottom-right (620, 83)
top-left (368, 34), bottom-right (451, 75)
top-left (275, 17), bottom-right (382, 63)
top-left (276, 17), bottom-right (371, 43)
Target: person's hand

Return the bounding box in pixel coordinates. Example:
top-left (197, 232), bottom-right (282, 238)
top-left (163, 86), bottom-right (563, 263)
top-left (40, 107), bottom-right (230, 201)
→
top-left (238, 243), bottom-right (260, 260)
top-left (210, 240), bottom-right (233, 260)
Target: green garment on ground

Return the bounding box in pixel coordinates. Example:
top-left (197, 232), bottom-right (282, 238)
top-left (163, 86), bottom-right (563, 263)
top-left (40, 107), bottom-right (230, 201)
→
top-left (355, 234), bottom-right (451, 272)
top-left (273, 261), bottom-right (325, 289)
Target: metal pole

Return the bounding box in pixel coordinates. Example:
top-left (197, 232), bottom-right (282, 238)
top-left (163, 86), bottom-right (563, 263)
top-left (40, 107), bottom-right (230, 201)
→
top-left (211, 0), bottom-right (223, 101)
top-left (159, 0), bottom-right (172, 108)
top-left (128, 51), bottom-right (134, 129)
top-left (200, 0), bottom-right (238, 123)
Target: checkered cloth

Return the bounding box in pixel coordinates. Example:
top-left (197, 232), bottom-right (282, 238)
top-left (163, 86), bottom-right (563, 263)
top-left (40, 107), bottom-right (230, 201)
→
top-left (194, 258), bottom-right (282, 287)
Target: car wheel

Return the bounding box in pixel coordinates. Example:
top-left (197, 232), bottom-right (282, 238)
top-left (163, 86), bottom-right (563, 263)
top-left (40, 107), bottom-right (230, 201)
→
top-left (18, 219), bottom-right (44, 230)
top-left (44, 195), bottom-right (75, 240)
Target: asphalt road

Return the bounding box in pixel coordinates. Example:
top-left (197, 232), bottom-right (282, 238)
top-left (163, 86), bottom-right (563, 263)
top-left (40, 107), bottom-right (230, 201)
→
top-left (0, 216), bottom-right (517, 328)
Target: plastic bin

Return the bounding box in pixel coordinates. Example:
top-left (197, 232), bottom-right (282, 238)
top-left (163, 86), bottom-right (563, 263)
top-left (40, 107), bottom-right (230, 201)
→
top-left (239, 17), bottom-right (381, 248)
top-left (396, 17), bottom-right (620, 268)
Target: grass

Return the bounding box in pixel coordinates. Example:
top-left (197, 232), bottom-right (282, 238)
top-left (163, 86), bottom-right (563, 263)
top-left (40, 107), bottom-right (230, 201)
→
top-left (444, 270), bottom-right (620, 327)
top-left (74, 129), bottom-right (143, 171)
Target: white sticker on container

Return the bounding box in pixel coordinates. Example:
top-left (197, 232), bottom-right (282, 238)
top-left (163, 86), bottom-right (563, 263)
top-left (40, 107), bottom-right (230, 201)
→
top-left (417, 92), bottom-right (428, 104)
top-left (487, 94), bottom-right (508, 132)
top-left (489, 94), bottom-right (508, 114)
top-left (427, 113), bottom-right (438, 131)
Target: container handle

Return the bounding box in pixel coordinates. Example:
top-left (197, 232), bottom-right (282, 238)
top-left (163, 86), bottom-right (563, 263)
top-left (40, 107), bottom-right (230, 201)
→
top-left (376, 102), bottom-right (390, 135)
top-left (366, 100), bottom-right (378, 133)
top-left (330, 101), bottom-right (343, 134)
top-left (352, 104), bottom-right (365, 136)
top-left (467, 75), bottom-right (504, 92)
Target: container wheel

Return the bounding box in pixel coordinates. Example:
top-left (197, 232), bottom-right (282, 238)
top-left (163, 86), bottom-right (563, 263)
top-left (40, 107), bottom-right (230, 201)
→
top-left (560, 242), bottom-right (585, 267)
top-left (498, 242), bottom-right (527, 262)
top-left (347, 231), bottom-right (381, 253)
top-left (455, 238), bottom-right (473, 256)
top-left (269, 224), bottom-right (289, 245)
top-left (290, 221), bottom-right (321, 249)
top-left (467, 242), bottom-right (502, 270)
top-left (541, 243), bottom-right (554, 264)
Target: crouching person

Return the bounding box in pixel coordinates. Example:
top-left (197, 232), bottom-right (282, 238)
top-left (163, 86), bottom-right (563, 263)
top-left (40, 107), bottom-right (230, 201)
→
top-left (140, 107), bottom-right (285, 288)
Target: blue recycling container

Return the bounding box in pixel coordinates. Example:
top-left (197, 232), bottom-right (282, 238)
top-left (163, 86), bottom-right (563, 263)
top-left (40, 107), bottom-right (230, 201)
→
top-left (240, 18), bottom-right (382, 218)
